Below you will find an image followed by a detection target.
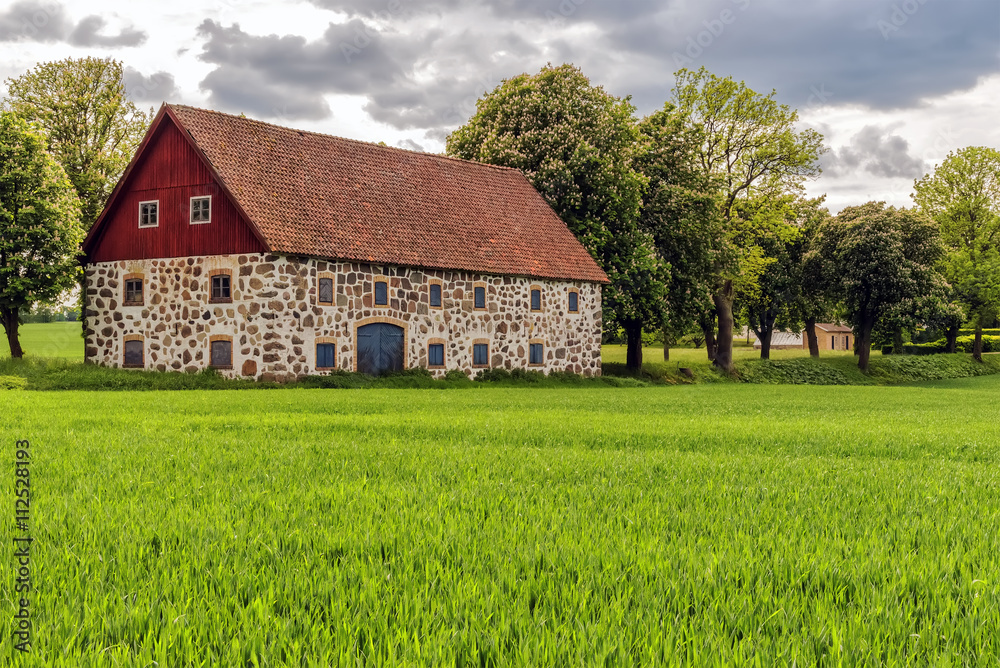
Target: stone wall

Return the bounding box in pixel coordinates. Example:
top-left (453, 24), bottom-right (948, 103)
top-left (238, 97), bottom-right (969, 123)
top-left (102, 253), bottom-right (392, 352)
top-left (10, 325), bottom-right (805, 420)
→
top-left (84, 254), bottom-right (603, 380)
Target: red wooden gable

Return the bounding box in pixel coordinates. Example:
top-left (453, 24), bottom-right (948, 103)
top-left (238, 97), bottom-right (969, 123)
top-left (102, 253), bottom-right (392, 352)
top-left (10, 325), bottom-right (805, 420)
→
top-left (84, 111), bottom-right (266, 263)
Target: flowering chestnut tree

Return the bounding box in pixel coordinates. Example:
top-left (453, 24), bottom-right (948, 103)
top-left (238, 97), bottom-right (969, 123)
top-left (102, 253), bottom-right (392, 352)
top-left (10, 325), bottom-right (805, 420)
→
top-left (818, 202), bottom-right (942, 371)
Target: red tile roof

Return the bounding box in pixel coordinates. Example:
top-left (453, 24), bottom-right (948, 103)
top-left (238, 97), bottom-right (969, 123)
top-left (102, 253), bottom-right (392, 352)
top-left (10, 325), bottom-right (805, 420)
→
top-left (166, 105), bottom-right (608, 283)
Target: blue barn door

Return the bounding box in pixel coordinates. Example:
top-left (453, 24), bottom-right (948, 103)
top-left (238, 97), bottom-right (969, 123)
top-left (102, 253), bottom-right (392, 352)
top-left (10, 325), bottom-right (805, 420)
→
top-left (357, 323), bottom-right (404, 375)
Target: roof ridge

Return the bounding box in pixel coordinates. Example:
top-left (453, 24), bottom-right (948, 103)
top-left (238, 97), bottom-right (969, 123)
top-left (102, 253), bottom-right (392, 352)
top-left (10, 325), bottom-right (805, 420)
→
top-left (166, 103), bottom-right (521, 174)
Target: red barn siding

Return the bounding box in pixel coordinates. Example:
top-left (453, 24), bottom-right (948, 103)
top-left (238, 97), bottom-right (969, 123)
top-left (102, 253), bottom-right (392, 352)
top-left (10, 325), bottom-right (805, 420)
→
top-left (87, 119), bottom-right (266, 263)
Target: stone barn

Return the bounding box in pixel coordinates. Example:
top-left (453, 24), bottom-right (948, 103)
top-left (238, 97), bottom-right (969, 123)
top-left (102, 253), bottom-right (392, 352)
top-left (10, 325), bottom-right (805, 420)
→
top-left (81, 104), bottom-right (607, 380)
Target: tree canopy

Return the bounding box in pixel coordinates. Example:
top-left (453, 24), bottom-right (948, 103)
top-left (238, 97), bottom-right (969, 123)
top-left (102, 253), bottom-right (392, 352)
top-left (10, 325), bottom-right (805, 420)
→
top-left (0, 112), bottom-right (83, 358)
top-left (913, 146), bottom-right (1000, 360)
top-left (672, 67), bottom-right (825, 372)
top-left (635, 103), bottom-right (720, 359)
top-left (819, 202), bottom-right (942, 371)
top-left (446, 63), bottom-right (665, 370)
top-left (4, 56), bottom-right (150, 228)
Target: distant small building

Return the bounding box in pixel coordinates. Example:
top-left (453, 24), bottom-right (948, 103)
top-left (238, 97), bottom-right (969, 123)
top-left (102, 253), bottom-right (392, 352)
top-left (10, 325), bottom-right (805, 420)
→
top-left (748, 324), bottom-right (855, 352)
top-left (752, 331), bottom-right (804, 350)
top-left (806, 324), bottom-right (854, 352)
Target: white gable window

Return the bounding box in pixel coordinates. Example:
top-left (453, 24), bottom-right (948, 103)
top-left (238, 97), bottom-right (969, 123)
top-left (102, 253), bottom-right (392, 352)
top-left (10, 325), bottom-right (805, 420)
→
top-left (190, 196), bottom-right (211, 224)
top-left (138, 201), bottom-right (158, 228)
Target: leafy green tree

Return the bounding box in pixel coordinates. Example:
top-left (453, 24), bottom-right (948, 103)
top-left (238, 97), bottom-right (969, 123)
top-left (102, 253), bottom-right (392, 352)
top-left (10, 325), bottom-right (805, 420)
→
top-left (447, 64), bottom-right (664, 371)
top-left (913, 146), bottom-right (1000, 361)
top-left (0, 112), bottom-right (83, 358)
top-left (731, 194), bottom-right (806, 359)
top-left (634, 103), bottom-right (721, 362)
top-left (672, 67), bottom-right (825, 372)
top-left (819, 202), bottom-right (942, 371)
top-left (4, 57), bottom-right (150, 228)
top-left (786, 197), bottom-right (836, 357)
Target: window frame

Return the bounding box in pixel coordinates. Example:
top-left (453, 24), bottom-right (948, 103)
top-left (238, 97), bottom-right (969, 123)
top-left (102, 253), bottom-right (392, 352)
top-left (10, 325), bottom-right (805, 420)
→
top-left (316, 342), bottom-right (336, 370)
top-left (429, 281), bottom-right (443, 309)
top-left (568, 289), bottom-right (580, 313)
top-left (472, 341), bottom-right (489, 368)
top-left (210, 270), bottom-right (233, 304)
top-left (528, 341), bottom-right (545, 366)
top-left (122, 335), bottom-right (144, 369)
top-left (123, 274), bottom-right (144, 306)
top-left (530, 288), bottom-right (542, 312)
top-left (138, 200), bottom-right (159, 229)
top-left (473, 285), bottom-right (487, 311)
top-left (318, 275), bottom-right (335, 306)
top-left (209, 336), bottom-right (233, 370)
top-left (190, 195), bottom-right (212, 225)
top-left (428, 341), bottom-right (446, 368)
top-left (374, 279), bottom-right (389, 307)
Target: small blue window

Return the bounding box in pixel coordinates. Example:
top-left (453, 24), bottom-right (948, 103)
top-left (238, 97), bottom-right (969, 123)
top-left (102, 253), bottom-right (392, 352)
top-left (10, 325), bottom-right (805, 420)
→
top-left (430, 283), bottom-right (442, 307)
top-left (473, 343), bottom-right (488, 366)
top-left (568, 291), bottom-right (578, 312)
top-left (316, 343), bottom-right (335, 369)
top-left (375, 281), bottom-right (388, 306)
top-left (428, 343), bottom-right (444, 367)
top-left (529, 343), bottom-right (544, 365)
top-left (474, 286), bottom-right (486, 309)
top-left (531, 289), bottom-right (541, 311)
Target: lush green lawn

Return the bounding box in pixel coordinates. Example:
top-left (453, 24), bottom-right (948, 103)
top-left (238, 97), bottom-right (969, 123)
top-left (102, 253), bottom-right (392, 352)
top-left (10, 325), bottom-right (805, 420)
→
top-left (602, 341), bottom-right (864, 366)
top-left (0, 322), bottom-right (83, 359)
top-left (2, 380), bottom-right (999, 665)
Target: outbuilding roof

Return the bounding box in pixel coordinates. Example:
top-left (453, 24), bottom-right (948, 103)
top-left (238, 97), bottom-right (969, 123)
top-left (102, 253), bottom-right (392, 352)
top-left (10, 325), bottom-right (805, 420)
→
top-left (100, 104), bottom-right (607, 283)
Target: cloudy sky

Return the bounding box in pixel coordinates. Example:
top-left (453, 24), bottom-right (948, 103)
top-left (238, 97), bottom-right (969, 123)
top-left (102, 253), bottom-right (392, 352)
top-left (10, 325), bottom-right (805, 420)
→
top-left (1, 0), bottom-right (998, 211)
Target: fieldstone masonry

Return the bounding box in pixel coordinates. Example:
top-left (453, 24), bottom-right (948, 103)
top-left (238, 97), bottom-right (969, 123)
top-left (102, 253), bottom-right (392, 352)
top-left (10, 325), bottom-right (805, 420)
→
top-left (85, 253), bottom-right (603, 380)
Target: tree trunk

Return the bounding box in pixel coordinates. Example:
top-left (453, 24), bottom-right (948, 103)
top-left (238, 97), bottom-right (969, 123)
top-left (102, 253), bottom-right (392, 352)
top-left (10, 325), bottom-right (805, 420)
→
top-left (713, 281), bottom-right (735, 374)
top-left (857, 320), bottom-right (874, 372)
top-left (893, 329), bottom-right (905, 356)
top-left (758, 329), bottom-right (773, 360)
top-left (662, 328), bottom-right (669, 362)
top-left (756, 310), bottom-right (777, 360)
top-left (1, 307), bottom-right (23, 359)
top-left (805, 317), bottom-right (819, 358)
top-left (974, 319), bottom-right (983, 363)
top-left (945, 325), bottom-right (959, 354)
top-left (625, 322), bottom-right (643, 373)
top-left (702, 320), bottom-right (717, 362)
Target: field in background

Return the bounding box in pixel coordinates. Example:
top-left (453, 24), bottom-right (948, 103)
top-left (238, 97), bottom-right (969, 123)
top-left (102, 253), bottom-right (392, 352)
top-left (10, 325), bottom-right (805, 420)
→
top-left (602, 341), bottom-right (863, 366)
top-left (0, 321), bottom-right (82, 359)
top-left (2, 380), bottom-right (999, 664)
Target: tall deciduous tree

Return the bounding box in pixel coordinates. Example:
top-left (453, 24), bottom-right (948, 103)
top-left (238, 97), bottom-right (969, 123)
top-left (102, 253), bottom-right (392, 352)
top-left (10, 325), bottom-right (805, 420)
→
top-left (732, 194), bottom-right (804, 359)
top-left (796, 200), bottom-right (837, 358)
top-left (0, 112), bottom-right (83, 358)
top-left (672, 67), bottom-right (824, 373)
top-left (635, 103), bottom-right (720, 362)
top-left (447, 64), bottom-right (663, 371)
top-left (819, 202), bottom-right (942, 371)
top-left (913, 146), bottom-right (1000, 361)
top-left (4, 57), bottom-right (150, 228)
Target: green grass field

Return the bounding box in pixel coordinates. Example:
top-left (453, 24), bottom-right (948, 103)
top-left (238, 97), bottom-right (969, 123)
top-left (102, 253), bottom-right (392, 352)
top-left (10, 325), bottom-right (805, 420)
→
top-left (3, 380), bottom-right (1000, 665)
top-left (0, 322), bottom-right (83, 359)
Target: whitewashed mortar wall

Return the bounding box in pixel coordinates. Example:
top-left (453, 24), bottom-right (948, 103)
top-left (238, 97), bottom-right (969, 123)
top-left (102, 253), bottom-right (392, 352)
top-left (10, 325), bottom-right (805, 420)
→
top-left (84, 253), bottom-right (603, 380)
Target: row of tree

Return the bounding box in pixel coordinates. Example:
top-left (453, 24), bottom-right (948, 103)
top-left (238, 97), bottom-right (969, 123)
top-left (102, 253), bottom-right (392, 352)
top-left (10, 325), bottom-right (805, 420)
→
top-left (447, 64), bottom-right (1000, 372)
top-left (2, 58), bottom-right (998, 373)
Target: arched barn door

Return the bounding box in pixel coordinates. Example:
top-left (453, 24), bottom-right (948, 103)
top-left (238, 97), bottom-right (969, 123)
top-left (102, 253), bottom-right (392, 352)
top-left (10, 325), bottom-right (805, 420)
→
top-left (357, 323), bottom-right (404, 375)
